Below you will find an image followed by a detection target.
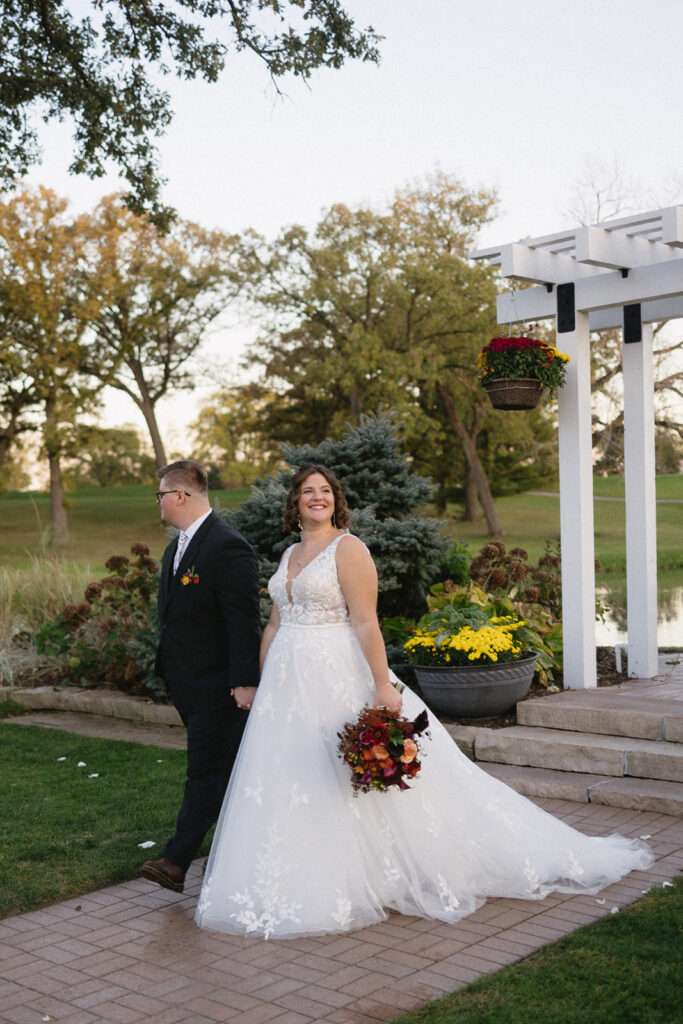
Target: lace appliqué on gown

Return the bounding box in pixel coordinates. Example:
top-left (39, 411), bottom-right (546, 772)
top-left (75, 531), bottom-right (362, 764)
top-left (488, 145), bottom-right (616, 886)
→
top-left (269, 537), bottom-right (350, 626)
top-left (195, 534), bottom-right (654, 940)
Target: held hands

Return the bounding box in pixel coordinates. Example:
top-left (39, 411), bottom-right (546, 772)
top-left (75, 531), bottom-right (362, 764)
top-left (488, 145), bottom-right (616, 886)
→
top-left (231, 686), bottom-right (257, 710)
top-left (373, 681), bottom-right (402, 714)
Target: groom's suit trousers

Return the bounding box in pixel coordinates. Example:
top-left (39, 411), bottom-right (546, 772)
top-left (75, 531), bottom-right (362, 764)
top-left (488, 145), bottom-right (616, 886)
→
top-left (161, 705), bottom-right (248, 872)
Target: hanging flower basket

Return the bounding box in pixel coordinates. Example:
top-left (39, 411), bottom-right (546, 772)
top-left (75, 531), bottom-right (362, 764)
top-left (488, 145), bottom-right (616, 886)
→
top-left (483, 377), bottom-right (544, 410)
top-left (478, 336), bottom-right (570, 410)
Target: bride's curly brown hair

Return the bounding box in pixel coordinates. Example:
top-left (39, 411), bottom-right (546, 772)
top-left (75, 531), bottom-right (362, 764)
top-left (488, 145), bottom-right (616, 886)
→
top-left (283, 464), bottom-right (351, 532)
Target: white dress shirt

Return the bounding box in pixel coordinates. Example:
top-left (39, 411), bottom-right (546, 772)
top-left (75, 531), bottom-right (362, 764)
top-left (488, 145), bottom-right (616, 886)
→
top-left (173, 508), bottom-right (212, 574)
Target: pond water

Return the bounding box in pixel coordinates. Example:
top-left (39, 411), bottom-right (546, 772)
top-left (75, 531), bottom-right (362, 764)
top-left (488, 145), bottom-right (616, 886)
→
top-left (595, 569), bottom-right (683, 647)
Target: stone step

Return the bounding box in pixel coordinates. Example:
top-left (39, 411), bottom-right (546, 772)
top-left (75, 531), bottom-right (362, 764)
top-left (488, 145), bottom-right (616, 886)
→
top-left (480, 763), bottom-right (683, 818)
top-left (463, 725), bottom-right (683, 784)
top-left (517, 692), bottom-right (683, 742)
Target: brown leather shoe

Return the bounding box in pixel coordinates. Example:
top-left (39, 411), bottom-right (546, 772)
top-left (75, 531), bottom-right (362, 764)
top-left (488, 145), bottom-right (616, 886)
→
top-left (139, 858), bottom-right (185, 893)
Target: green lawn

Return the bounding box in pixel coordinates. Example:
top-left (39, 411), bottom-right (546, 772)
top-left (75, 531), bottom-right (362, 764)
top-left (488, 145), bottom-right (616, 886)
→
top-left (391, 879), bottom-right (682, 1024)
top-left (593, 473), bottom-right (683, 501)
top-left (0, 721), bottom-right (194, 916)
top-left (0, 476), bottom-right (679, 579)
top-left (0, 484), bottom-right (250, 572)
top-left (446, 475), bottom-right (682, 571)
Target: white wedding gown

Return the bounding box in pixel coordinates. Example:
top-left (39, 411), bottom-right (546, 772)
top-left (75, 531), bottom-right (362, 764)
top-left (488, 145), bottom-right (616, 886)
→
top-left (195, 534), bottom-right (653, 940)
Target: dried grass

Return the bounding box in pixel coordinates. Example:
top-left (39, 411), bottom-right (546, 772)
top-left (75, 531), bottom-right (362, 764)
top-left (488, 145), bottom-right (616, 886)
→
top-left (0, 556), bottom-right (91, 641)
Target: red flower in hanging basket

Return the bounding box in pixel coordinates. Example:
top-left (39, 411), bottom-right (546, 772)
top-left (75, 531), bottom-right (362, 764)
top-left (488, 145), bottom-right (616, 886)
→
top-left (478, 336), bottom-right (569, 391)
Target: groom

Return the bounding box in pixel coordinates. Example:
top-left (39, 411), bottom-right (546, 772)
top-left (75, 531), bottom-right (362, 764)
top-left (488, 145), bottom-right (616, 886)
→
top-left (140, 459), bottom-right (261, 893)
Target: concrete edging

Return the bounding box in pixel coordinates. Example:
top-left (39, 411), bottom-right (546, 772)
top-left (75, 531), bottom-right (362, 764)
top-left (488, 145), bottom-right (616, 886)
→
top-left (0, 685), bottom-right (182, 727)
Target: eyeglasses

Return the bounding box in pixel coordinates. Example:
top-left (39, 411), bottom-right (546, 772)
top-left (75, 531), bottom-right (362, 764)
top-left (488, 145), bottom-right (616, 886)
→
top-left (155, 489), bottom-right (191, 504)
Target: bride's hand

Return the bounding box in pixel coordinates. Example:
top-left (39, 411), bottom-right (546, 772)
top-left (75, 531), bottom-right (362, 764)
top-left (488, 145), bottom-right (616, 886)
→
top-left (231, 685), bottom-right (257, 710)
top-left (373, 681), bottom-right (402, 714)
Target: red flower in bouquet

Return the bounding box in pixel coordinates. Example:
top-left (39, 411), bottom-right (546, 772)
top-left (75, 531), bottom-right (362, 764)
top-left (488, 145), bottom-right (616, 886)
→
top-left (337, 706), bottom-right (430, 795)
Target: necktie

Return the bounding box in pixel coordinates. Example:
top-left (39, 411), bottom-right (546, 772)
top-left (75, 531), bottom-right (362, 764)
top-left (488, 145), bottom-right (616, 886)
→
top-left (173, 532), bottom-right (187, 574)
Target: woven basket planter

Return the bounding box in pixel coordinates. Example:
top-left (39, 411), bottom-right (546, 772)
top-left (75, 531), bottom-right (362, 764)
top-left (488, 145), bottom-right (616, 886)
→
top-left (483, 377), bottom-right (544, 410)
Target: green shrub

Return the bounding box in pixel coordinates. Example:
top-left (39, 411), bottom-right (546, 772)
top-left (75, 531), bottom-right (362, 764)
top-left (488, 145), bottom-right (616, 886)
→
top-left (34, 543), bottom-right (165, 698)
top-left (443, 540), bottom-right (473, 585)
top-left (421, 580), bottom-right (562, 685)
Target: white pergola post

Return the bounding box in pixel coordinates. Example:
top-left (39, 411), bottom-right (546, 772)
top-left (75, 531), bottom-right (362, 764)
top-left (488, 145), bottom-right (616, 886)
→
top-left (557, 310), bottom-right (597, 689)
top-left (623, 322), bottom-right (659, 677)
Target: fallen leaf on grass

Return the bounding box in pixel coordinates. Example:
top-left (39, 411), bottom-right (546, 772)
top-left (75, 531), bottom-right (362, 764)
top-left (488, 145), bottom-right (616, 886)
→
top-left (88, 773), bottom-right (99, 778)
top-left (77, 762), bottom-right (86, 767)
top-left (57, 757), bottom-right (66, 762)
top-left (610, 907), bottom-right (619, 914)
top-left (662, 881), bottom-right (673, 888)
top-left (138, 840), bottom-right (156, 849)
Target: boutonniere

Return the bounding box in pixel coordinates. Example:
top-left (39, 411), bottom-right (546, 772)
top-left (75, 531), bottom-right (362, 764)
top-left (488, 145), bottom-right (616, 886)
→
top-left (180, 565), bottom-right (199, 586)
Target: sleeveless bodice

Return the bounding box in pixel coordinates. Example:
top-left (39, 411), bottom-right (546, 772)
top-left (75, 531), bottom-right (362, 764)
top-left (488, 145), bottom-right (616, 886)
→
top-left (268, 534), bottom-right (350, 626)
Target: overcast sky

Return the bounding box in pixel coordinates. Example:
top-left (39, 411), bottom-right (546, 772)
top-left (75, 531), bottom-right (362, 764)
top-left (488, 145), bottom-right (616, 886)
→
top-left (24, 0), bottom-right (683, 450)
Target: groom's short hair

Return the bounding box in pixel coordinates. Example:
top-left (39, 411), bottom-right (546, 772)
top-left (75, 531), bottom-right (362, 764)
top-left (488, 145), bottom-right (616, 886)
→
top-left (157, 460), bottom-right (209, 495)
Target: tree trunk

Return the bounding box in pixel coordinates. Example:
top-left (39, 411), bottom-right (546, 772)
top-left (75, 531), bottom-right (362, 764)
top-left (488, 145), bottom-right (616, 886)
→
top-left (349, 385), bottom-right (363, 423)
top-left (139, 397), bottom-right (168, 470)
top-left (44, 392), bottom-right (69, 547)
top-left (434, 482), bottom-right (448, 512)
top-left (128, 359), bottom-right (168, 468)
top-left (0, 389), bottom-right (33, 473)
top-left (435, 383), bottom-right (503, 536)
top-left (0, 429), bottom-right (16, 474)
top-left (462, 465), bottom-right (480, 522)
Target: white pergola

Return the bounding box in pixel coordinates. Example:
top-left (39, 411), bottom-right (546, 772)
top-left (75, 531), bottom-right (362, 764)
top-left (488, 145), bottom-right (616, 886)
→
top-left (470, 206), bottom-right (683, 689)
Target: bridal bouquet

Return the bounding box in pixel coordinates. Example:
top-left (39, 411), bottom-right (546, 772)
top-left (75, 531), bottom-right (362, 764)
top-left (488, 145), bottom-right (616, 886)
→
top-left (337, 706), bottom-right (430, 795)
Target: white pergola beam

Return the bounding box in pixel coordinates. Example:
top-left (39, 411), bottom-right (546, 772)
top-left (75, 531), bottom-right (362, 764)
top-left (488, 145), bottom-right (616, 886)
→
top-left (578, 257), bottom-right (683, 311)
top-left (623, 324), bottom-right (659, 678)
top-left (590, 299), bottom-right (683, 330)
top-left (499, 243), bottom-right (606, 284)
top-left (496, 288), bottom-right (556, 324)
top-left (574, 225), bottom-right (677, 269)
top-left (657, 206), bottom-right (683, 247)
top-left (495, 260), bottom-right (683, 326)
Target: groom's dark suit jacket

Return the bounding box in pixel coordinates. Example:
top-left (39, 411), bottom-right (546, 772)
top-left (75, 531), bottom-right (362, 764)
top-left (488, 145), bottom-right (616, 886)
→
top-left (156, 512), bottom-right (261, 712)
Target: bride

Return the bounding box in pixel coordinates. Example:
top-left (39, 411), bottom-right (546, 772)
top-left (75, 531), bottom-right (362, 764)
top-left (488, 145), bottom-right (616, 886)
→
top-left (195, 464), bottom-right (653, 940)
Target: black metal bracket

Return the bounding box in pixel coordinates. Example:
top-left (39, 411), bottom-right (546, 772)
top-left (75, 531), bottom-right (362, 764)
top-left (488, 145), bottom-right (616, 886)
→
top-left (557, 282), bottom-right (575, 333)
top-left (545, 283), bottom-right (554, 293)
top-left (623, 303), bottom-right (642, 344)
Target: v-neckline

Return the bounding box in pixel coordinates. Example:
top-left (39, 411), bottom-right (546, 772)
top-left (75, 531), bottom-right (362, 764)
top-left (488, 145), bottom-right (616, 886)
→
top-left (285, 534), bottom-right (342, 603)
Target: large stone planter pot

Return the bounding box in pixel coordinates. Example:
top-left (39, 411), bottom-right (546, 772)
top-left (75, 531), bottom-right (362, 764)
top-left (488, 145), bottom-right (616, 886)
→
top-left (483, 377), bottom-right (544, 410)
top-left (413, 653), bottom-right (538, 718)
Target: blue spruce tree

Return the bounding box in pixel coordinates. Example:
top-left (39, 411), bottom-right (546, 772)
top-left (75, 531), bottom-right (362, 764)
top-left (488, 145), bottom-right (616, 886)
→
top-left (223, 413), bottom-right (448, 620)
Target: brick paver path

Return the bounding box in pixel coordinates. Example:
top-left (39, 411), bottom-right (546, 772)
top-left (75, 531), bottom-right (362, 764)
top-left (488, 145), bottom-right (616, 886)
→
top-left (2, 799), bottom-right (681, 1024)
